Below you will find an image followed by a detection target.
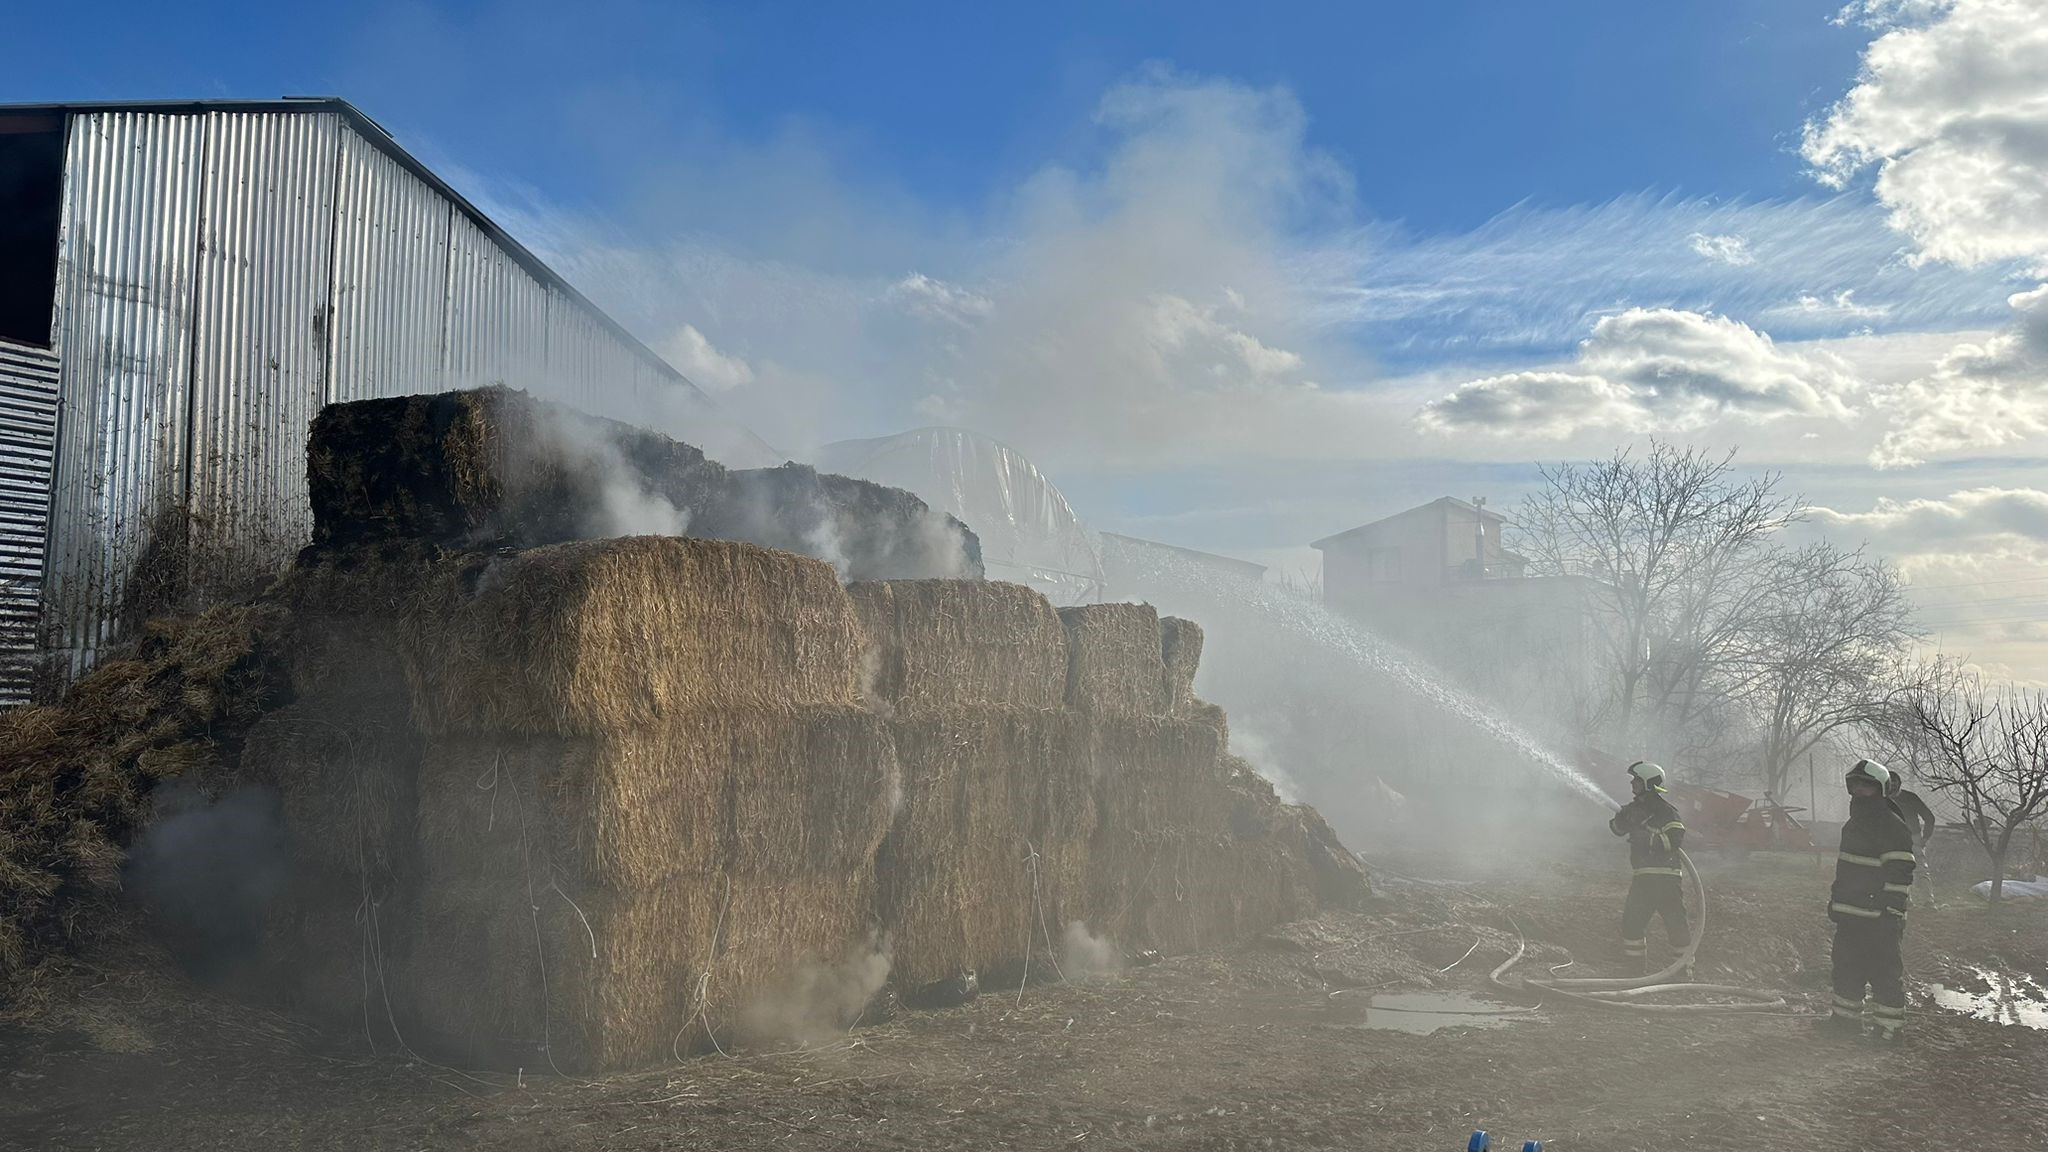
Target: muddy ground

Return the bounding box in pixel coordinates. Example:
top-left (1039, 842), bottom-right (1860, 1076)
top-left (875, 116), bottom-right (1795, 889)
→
top-left (5, 852), bottom-right (2043, 1152)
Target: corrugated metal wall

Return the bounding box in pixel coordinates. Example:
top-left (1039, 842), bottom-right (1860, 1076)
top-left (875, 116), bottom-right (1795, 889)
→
top-left (184, 110), bottom-right (342, 597)
top-left (0, 341), bottom-right (60, 703)
top-left (444, 212), bottom-right (549, 393)
top-left (325, 126), bottom-right (448, 403)
top-left (44, 111), bottom-right (206, 672)
top-left (28, 104), bottom-right (758, 685)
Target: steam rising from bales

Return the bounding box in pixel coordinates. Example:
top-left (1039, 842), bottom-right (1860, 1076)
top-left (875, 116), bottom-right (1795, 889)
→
top-left (737, 936), bottom-right (893, 1047)
top-left (122, 784), bottom-right (289, 983)
top-left (1060, 921), bottom-right (1121, 982)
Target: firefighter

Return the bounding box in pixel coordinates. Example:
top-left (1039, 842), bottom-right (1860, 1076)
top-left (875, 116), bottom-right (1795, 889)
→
top-left (1884, 772), bottom-right (1937, 845)
top-left (1820, 759), bottom-right (1917, 1041)
top-left (1607, 761), bottom-right (1689, 973)
top-left (1885, 770), bottom-right (1940, 908)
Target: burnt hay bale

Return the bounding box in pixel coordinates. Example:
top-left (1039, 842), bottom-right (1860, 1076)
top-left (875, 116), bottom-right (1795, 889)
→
top-left (306, 387), bottom-right (981, 581)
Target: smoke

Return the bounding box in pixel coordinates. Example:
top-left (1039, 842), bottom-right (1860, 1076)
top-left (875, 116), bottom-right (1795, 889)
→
top-left (524, 403), bottom-right (694, 539)
top-left (493, 70), bottom-right (1407, 472)
top-left (1227, 720), bottom-right (1302, 804)
top-left (737, 935), bottom-right (893, 1048)
top-left (801, 504), bottom-right (852, 578)
top-left (1059, 921), bottom-right (1121, 982)
top-left (121, 783), bottom-right (289, 983)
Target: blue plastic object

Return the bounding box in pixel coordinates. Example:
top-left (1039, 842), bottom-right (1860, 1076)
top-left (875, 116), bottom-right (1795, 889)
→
top-left (1523, 1143), bottom-right (1543, 1152)
top-left (1468, 1133), bottom-right (1490, 1152)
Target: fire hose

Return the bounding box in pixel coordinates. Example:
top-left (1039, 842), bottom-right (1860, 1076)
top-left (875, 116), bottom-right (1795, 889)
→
top-left (1488, 848), bottom-right (1791, 1014)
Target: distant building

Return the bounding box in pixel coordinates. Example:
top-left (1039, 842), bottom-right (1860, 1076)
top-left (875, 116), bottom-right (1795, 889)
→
top-left (1312, 497), bottom-right (1605, 731)
top-left (1098, 532), bottom-right (1268, 588)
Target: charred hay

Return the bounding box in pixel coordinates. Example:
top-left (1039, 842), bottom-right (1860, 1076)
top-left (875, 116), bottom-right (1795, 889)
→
top-left (307, 387), bottom-right (981, 580)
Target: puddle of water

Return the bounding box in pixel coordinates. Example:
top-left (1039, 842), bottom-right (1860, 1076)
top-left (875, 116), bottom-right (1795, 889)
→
top-left (1925, 966), bottom-right (2048, 1030)
top-left (1328, 991), bottom-right (1532, 1035)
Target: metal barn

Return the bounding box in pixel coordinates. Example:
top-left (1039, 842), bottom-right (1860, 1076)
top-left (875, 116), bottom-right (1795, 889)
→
top-left (0, 98), bottom-right (770, 702)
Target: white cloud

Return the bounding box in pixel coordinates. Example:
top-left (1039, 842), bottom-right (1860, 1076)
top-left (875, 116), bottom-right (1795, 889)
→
top-left (1815, 485), bottom-right (2048, 547)
top-left (1804, 0), bottom-right (2048, 272)
top-left (660, 322), bottom-right (755, 392)
top-left (1769, 289), bottom-right (1892, 323)
top-left (1688, 232), bottom-right (1756, 265)
top-left (1147, 294), bottom-right (1305, 379)
top-left (1868, 282), bottom-right (2048, 465)
top-left (886, 272), bottom-right (994, 326)
top-left (1421, 308), bottom-right (1861, 436)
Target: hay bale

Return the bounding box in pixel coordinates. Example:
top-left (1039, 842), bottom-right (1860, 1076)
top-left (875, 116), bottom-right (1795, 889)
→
top-left (414, 706), bottom-right (895, 890)
top-left (239, 705), bottom-right (421, 877)
top-left (698, 464), bottom-right (984, 582)
top-left (306, 387), bottom-right (982, 580)
top-left (307, 387), bottom-right (724, 549)
top-left (401, 537), bottom-right (863, 736)
top-left (849, 580), bottom-right (1068, 713)
top-left (269, 541), bottom-right (442, 711)
top-left (260, 868), bottom-right (413, 1038)
top-left (1057, 604), bottom-right (1168, 716)
top-left (1159, 616), bottom-right (1203, 714)
top-left (880, 708), bottom-right (1096, 987)
top-left (404, 871), bottom-right (875, 1070)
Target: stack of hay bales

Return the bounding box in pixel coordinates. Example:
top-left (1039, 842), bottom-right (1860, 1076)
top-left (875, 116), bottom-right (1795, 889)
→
top-left (238, 542), bottom-right (438, 1032)
top-left (847, 580), bottom-right (1086, 988)
top-left (394, 537), bottom-right (894, 1070)
top-left (1057, 607), bottom-right (1322, 952)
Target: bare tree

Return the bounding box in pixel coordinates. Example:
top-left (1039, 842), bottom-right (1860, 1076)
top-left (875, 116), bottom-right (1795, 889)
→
top-left (1743, 544), bottom-right (1919, 799)
top-left (1511, 442), bottom-right (1803, 757)
top-left (1873, 663), bottom-right (2048, 903)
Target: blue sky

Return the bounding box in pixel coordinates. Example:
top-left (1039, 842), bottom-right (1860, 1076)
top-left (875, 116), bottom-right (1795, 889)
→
top-left (15, 1), bottom-right (1861, 229)
top-left (15, 1), bottom-right (2048, 672)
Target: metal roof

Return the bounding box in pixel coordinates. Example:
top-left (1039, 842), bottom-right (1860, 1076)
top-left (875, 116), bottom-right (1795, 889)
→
top-left (0, 96), bottom-right (777, 459)
top-left (1311, 495), bottom-right (1505, 551)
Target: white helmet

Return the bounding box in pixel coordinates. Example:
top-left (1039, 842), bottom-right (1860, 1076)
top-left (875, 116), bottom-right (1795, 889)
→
top-left (1627, 761), bottom-right (1668, 793)
top-left (1845, 759), bottom-right (1892, 790)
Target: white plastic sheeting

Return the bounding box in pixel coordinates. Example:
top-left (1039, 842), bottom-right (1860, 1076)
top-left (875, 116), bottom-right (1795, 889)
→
top-left (816, 427), bottom-right (1103, 604)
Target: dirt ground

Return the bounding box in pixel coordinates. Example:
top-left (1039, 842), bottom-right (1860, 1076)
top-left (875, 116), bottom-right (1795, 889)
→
top-left (4, 851), bottom-right (2044, 1152)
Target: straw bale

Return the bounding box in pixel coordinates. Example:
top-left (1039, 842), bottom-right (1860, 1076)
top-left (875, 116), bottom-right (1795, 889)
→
top-left (238, 705), bottom-right (420, 876)
top-left (1057, 604), bottom-right (1168, 716)
top-left (1086, 830), bottom-right (1314, 956)
top-left (403, 870), bottom-right (874, 1071)
top-left (261, 868), bottom-right (413, 1037)
top-left (848, 580), bottom-right (1068, 713)
top-left (698, 464), bottom-right (985, 582)
top-left (1159, 616), bottom-right (1204, 715)
top-left (416, 706), bottom-right (895, 891)
top-left (880, 708), bottom-right (1096, 987)
top-left (306, 387), bottom-right (983, 581)
top-left (401, 537), bottom-right (862, 736)
top-left (307, 387), bottom-right (724, 549)
top-left (269, 542), bottom-right (441, 709)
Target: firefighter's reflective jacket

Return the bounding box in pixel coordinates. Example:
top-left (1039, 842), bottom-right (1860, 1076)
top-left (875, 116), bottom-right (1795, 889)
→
top-left (1830, 794), bottom-right (1916, 924)
top-left (1609, 795), bottom-right (1686, 876)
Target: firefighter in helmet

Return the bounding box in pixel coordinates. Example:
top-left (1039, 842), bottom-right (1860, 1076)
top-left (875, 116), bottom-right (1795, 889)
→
top-left (1607, 761), bottom-right (1690, 973)
top-left (1820, 759), bottom-right (1917, 1041)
